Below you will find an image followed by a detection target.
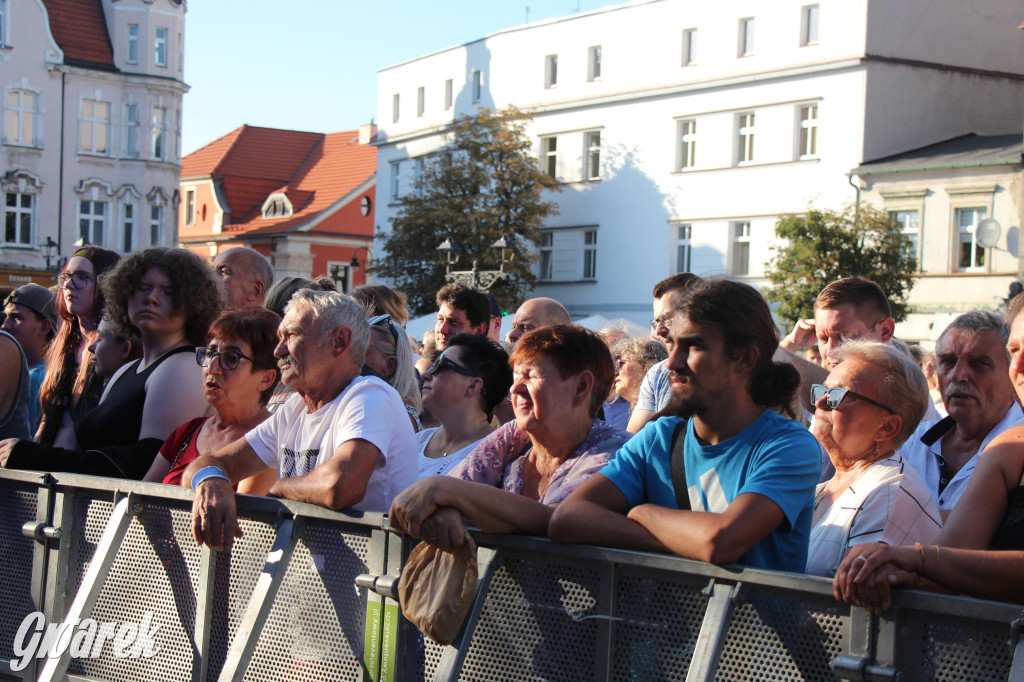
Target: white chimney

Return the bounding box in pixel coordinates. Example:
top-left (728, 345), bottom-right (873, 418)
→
top-left (359, 121), bottom-right (377, 145)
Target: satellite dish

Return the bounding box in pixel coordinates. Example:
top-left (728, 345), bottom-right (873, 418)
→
top-left (976, 218), bottom-right (1001, 249)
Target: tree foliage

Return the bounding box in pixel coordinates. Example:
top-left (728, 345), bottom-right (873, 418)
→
top-left (374, 107), bottom-right (560, 316)
top-left (764, 204), bottom-right (917, 327)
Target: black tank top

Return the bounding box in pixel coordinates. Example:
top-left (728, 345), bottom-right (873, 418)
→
top-left (990, 486), bottom-right (1024, 551)
top-left (75, 346), bottom-right (194, 450)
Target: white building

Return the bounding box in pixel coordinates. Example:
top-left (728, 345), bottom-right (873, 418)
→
top-left (1, 0), bottom-right (186, 293)
top-left (375, 0), bottom-right (1024, 324)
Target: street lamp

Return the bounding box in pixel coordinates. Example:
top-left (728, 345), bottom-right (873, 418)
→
top-left (40, 236), bottom-right (60, 271)
top-left (349, 245), bottom-right (371, 269)
top-left (436, 236), bottom-right (514, 290)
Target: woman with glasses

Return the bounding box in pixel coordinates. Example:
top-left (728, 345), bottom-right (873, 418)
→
top-left (36, 246), bottom-right (121, 448)
top-left (143, 307), bottom-right (280, 486)
top-left (417, 333), bottom-right (512, 477)
top-left (364, 313), bottom-right (423, 431)
top-left (805, 340), bottom-right (941, 577)
top-left (389, 325), bottom-right (631, 550)
top-left (0, 247), bottom-right (224, 479)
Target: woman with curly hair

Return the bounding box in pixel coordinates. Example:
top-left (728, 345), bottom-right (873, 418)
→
top-left (36, 246), bottom-right (121, 448)
top-left (0, 247), bottom-right (224, 479)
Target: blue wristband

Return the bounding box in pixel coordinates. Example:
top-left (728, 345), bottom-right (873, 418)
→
top-left (191, 466), bottom-right (230, 490)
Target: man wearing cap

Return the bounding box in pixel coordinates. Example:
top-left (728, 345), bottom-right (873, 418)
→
top-left (2, 284), bottom-right (57, 427)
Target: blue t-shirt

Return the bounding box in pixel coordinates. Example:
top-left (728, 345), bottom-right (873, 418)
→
top-left (600, 410), bottom-right (819, 573)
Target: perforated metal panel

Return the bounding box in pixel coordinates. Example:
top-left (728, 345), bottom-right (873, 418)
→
top-left (417, 635), bottom-right (446, 681)
top-left (915, 619), bottom-right (1013, 681)
top-left (64, 498), bottom-right (203, 681)
top-left (205, 513), bottom-right (279, 680)
top-left (713, 590), bottom-right (847, 681)
top-left (0, 481), bottom-right (42, 663)
top-left (239, 519), bottom-right (372, 681)
top-left (458, 553), bottom-right (602, 681)
top-left (611, 573), bottom-right (709, 680)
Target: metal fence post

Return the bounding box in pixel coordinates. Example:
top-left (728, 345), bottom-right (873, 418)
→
top-left (192, 545), bottom-right (218, 682)
top-left (684, 578), bottom-right (739, 682)
top-left (216, 515), bottom-right (302, 682)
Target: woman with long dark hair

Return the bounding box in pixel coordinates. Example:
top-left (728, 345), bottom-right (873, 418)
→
top-left (36, 246), bottom-right (120, 448)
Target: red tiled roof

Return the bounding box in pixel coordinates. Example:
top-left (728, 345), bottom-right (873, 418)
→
top-left (181, 125), bottom-right (325, 221)
top-left (42, 0), bottom-right (116, 70)
top-left (228, 129), bottom-right (376, 235)
top-left (183, 126), bottom-right (376, 237)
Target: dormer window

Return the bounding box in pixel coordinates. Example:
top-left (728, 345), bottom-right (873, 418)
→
top-left (262, 193), bottom-right (292, 218)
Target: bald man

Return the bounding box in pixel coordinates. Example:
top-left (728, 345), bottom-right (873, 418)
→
top-left (213, 247), bottom-right (275, 309)
top-left (507, 297), bottom-right (571, 345)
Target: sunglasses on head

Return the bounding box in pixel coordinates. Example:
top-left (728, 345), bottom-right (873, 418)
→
top-left (426, 354), bottom-right (478, 378)
top-left (196, 346), bottom-right (255, 372)
top-left (810, 384), bottom-right (894, 414)
top-left (368, 314), bottom-right (399, 345)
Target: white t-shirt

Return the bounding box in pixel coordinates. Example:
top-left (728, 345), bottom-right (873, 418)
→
top-left (246, 375), bottom-right (417, 512)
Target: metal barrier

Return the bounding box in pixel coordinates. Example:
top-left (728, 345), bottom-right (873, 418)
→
top-left (0, 470), bottom-right (1021, 681)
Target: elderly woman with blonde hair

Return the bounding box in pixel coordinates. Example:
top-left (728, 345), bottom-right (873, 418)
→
top-left (806, 340), bottom-right (941, 577)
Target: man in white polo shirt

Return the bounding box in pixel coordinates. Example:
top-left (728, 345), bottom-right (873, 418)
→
top-left (184, 289), bottom-right (417, 551)
top-left (899, 311), bottom-right (1020, 518)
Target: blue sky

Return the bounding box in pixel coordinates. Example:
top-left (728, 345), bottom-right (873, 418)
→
top-left (181, 0), bottom-right (610, 155)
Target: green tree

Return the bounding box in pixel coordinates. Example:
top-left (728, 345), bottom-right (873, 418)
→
top-left (374, 107), bottom-right (560, 316)
top-left (764, 204), bottom-right (917, 328)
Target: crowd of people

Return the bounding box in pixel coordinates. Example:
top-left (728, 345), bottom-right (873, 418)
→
top-left (1, 244), bottom-right (1022, 611)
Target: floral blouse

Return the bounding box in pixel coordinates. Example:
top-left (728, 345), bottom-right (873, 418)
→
top-left (447, 419), bottom-right (632, 505)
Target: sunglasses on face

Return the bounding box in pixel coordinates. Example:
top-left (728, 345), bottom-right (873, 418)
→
top-left (368, 314), bottom-right (399, 345)
top-left (58, 271), bottom-right (96, 290)
top-left (810, 384), bottom-right (895, 414)
top-left (426, 354), bottom-right (478, 378)
top-left (196, 346), bottom-right (255, 372)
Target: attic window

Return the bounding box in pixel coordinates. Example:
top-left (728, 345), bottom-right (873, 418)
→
top-left (263, 197), bottom-right (291, 218)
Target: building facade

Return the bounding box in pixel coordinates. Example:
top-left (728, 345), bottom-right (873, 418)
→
top-left (852, 134), bottom-right (1024, 344)
top-left (375, 0), bottom-right (1024, 324)
top-left (178, 124), bottom-right (377, 291)
top-left (1, 0), bottom-right (186, 294)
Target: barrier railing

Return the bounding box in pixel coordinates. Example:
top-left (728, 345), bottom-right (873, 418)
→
top-left (0, 471), bottom-right (1021, 682)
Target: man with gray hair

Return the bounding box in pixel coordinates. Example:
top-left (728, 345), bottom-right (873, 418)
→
top-left (184, 290), bottom-right (417, 551)
top-left (213, 246), bottom-right (275, 309)
top-left (900, 310), bottom-right (1020, 518)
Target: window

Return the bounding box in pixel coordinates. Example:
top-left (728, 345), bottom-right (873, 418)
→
top-left (736, 113), bottom-right (755, 164)
top-left (417, 87), bottom-right (425, 117)
top-left (124, 103), bottom-right (140, 158)
top-left (264, 198), bottom-right (288, 218)
top-left (151, 106), bottom-right (167, 160)
top-left (797, 104), bottom-right (818, 158)
top-left (122, 203), bottom-right (134, 253)
top-left (184, 189), bottom-right (195, 226)
top-left (678, 119), bottom-right (697, 170)
top-left (444, 79), bottom-right (453, 110)
top-left (127, 24), bottom-right (139, 64)
top-left (588, 46), bottom-right (602, 81)
top-left (583, 230), bottom-right (598, 280)
top-left (0, 0), bottom-right (8, 46)
top-left (801, 5), bottom-right (820, 46)
top-left (78, 200), bottom-right (106, 245)
top-left (149, 205), bottom-right (162, 245)
top-left (545, 54), bottom-right (558, 88)
top-left (956, 207), bottom-right (987, 270)
top-left (541, 137), bottom-right (557, 179)
top-left (178, 32), bottom-right (183, 71)
top-left (80, 99), bottom-right (109, 154)
top-left (584, 131), bottom-right (601, 180)
top-left (731, 222), bottom-right (751, 275)
top-left (676, 224), bottom-right (692, 273)
top-left (389, 162), bottom-right (400, 201)
top-left (889, 210), bottom-right (918, 261)
top-left (682, 28), bottom-right (697, 65)
top-left (155, 27), bottom-right (168, 67)
top-left (539, 232), bottom-right (553, 281)
top-left (391, 94), bottom-right (400, 123)
top-left (414, 157), bottom-right (425, 192)
top-left (738, 17), bottom-right (755, 56)
top-left (471, 70), bottom-right (482, 103)
top-left (4, 89), bottom-right (38, 147)
top-left (4, 193), bottom-right (33, 245)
